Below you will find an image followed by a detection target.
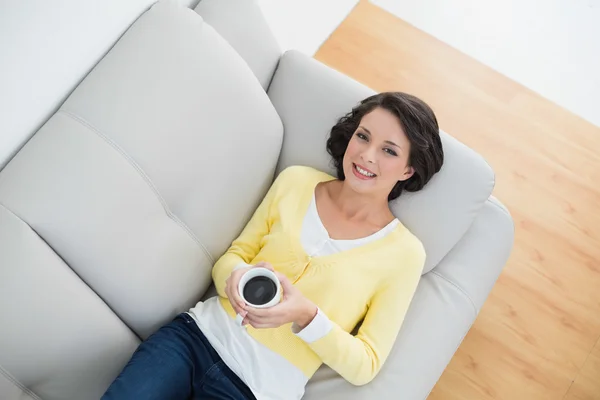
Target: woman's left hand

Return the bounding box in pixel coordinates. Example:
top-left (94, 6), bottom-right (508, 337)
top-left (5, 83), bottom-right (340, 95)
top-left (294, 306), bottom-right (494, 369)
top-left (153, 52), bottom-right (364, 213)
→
top-left (242, 272), bottom-right (317, 329)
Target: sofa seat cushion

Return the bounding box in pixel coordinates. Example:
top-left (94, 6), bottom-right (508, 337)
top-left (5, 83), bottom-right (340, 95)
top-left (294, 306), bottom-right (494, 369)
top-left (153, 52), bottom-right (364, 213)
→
top-left (0, 205), bottom-right (140, 400)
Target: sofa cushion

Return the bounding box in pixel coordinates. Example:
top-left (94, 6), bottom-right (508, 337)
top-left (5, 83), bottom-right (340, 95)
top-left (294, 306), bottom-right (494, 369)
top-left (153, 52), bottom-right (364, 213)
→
top-left (0, 205), bottom-right (139, 400)
top-left (0, 0), bottom-right (283, 338)
top-left (268, 50), bottom-right (495, 273)
top-left (0, 113), bottom-right (211, 341)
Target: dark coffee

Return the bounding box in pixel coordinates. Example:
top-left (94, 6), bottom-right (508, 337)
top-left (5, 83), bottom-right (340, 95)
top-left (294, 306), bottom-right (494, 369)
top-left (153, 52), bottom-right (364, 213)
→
top-left (243, 276), bottom-right (277, 306)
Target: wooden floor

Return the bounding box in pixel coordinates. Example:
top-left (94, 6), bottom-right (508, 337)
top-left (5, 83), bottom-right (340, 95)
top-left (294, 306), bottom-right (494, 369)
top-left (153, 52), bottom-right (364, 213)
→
top-left (315, 1), bottom-right (600, 399)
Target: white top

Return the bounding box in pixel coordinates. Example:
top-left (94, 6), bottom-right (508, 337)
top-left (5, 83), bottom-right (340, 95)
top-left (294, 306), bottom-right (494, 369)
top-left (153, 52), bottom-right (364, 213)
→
top-left (188, 192), bottom-right (399, 400)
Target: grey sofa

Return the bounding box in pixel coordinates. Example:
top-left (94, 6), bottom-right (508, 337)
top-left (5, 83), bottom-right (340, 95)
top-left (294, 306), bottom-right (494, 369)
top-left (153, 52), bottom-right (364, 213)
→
top-left (0, 0), bottom-right (514, 399)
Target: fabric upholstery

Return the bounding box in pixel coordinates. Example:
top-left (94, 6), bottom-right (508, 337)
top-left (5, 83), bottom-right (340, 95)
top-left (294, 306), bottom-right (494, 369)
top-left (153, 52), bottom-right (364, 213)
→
top-left (0, 368), bottom-right (40, 400)
top-left (0, 113), bottom-right (211, 340)
top-left (433, 196), bottom-right (514, 311)
top-left (268, 50), bottom-right (496, 273)
top-left (0, 205), bottom-right (140, 400)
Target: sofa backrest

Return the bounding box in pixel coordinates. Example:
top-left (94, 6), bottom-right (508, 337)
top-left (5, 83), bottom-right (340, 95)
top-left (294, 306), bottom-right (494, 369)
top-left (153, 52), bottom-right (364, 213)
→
top-left (0, 0), bottom-right (283, 339)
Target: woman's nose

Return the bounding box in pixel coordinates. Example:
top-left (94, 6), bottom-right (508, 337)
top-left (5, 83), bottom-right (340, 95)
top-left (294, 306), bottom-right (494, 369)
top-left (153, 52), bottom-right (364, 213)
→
top-left (360, 146), bottom-right (377, 164)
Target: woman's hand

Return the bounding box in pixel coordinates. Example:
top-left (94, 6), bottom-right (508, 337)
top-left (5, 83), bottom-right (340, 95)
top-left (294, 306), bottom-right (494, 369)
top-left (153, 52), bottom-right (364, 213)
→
top-left (243, 272), bottom-right (318, 329)
top-left (224, 261), bottom-right (274, 317)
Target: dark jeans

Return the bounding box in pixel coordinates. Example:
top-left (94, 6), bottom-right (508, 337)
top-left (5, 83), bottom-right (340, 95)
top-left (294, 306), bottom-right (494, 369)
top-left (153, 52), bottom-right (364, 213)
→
top-left (102, 313), bottom-right (256, 400)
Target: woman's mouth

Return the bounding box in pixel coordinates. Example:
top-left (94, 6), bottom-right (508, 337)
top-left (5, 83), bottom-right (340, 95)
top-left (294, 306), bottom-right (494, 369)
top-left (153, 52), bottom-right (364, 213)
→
top-left (352, 163), bottom-right (377, 180)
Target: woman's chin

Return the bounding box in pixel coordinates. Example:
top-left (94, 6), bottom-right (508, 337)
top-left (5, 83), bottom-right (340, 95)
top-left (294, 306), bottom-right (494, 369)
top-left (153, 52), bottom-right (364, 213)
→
top-left (344, 174), bottom-right (377, 193)
top-left (343, 171), bottom-right (393, 198)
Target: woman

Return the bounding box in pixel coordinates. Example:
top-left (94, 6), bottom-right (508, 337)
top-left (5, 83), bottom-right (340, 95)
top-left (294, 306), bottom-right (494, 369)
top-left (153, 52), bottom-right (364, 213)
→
top-left (102, 92), bottom-right (444, 400)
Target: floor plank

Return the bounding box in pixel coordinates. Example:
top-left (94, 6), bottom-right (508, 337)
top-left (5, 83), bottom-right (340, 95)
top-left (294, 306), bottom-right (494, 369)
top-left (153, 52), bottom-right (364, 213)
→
top-left (314, 1), bottom-right (600, 399)
top-left (564, 337), bottom-right (600, 400)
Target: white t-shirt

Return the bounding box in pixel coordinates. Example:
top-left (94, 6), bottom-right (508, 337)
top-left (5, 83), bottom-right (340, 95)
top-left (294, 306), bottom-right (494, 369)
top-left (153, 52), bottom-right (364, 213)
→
top-left (188, 192), bottom-right (399, 400)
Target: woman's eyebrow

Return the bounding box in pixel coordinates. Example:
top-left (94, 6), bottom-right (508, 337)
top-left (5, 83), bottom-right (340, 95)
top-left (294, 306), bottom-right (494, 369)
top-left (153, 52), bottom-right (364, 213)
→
top-left (360, 126), bottom-right (402, 149)
top-left (358, 126), bottom-right (371, 135)
top-left (385, 140), bottom-right (401, 149)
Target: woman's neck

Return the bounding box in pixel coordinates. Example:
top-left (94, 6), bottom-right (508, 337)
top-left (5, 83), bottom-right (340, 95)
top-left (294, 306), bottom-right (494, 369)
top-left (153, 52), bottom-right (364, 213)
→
top-left (326, 180), bottom-right (393, 225)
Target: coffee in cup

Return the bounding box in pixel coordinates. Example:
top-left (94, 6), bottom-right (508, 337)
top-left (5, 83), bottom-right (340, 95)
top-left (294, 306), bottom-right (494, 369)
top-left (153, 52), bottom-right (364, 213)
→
top-left (237, 267), bottom-right (281, 308)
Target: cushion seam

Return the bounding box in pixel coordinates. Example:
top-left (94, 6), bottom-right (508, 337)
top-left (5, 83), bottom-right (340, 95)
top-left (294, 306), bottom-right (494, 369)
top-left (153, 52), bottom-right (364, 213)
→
top-left (0, 363), bottom-right (42, 400)
top-left (428, 270), bottom-right (478, 317)
top-left (0, 202), bottom-right (29, 229)
top-left (58, 109), bottom-right (214, 264)
top-left (0, 201), bottom-right (144, 341)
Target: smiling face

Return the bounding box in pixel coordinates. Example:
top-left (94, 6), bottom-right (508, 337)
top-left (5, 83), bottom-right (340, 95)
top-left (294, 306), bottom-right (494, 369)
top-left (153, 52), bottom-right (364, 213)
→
top-left (342, 107), bottom-right (414, 198)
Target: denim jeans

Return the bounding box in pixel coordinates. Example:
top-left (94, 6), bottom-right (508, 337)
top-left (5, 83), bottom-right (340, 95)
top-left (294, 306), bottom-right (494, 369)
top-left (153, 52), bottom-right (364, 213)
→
top-left (102, 313), bottom-right (256, 400)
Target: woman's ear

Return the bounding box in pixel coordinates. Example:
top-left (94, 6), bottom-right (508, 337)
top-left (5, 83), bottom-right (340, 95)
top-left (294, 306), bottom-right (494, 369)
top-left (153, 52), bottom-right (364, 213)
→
top-left (399, 166), bottom-right (415, 181)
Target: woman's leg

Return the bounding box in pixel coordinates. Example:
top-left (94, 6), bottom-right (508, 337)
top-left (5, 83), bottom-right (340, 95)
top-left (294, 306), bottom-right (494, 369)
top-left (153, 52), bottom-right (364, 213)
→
top-left (189, 324), bottom-right (257, 400)
top-left (195, 360), bottom-right (257, 400)
top-left (103, 312), bottom-right (257, 400)
top-left (102, 313), bottom-right (209, 400)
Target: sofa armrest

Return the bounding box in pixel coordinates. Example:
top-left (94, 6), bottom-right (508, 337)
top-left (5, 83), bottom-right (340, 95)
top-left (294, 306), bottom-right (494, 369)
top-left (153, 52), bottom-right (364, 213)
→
top-left (303, 198), bottom-right (514, 399)
top-left (194, 0), bottom-right (281, 90)
top-left (433, 196), bottom-right (514, 311)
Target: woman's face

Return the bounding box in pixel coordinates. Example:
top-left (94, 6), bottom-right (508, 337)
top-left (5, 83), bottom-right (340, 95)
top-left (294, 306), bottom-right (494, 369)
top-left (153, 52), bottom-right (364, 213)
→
top-left (342, 107), bottom-right (414, 198)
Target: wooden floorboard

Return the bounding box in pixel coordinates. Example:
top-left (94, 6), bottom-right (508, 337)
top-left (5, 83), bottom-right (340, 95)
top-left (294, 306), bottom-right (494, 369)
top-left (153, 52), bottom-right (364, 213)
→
top-left (565, 336), bottom-right (600, 400)
top-left (314, 1), bottom-right (600, 399)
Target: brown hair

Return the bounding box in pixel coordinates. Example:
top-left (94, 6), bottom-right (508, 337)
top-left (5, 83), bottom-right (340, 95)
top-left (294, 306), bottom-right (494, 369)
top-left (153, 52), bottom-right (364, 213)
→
top-left (326, 92), bottom-right (444, 201)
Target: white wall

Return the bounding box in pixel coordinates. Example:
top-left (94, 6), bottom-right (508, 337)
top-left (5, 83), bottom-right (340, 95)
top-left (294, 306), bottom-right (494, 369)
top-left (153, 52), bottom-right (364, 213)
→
top-left (257, 0), bottom-right (359, 55)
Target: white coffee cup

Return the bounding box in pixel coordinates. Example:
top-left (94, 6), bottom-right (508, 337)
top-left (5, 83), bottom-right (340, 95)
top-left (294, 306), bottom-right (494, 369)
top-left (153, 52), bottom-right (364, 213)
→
top-left (238, 267), bottom-right (282, 309)
top-left (235, 267), bottom-right (282, 327)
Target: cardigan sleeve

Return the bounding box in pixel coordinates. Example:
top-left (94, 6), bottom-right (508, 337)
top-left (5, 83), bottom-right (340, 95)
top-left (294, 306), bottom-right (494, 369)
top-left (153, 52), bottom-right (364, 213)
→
top-left (292, 308), bottom-right (333, 342)
top-left (212, 168), bottom-right (291, 298)
top-left (303, 244), bottom-right (425, 385)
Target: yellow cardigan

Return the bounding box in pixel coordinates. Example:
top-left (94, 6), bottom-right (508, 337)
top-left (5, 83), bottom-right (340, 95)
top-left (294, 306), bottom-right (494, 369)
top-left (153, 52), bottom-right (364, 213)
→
top-left (212, 165), bottom-right (425, 386)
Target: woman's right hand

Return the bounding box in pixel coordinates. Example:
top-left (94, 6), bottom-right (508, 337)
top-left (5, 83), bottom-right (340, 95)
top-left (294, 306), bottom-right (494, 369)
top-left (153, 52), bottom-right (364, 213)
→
top-left (224, 261), bottom-right (274, 316)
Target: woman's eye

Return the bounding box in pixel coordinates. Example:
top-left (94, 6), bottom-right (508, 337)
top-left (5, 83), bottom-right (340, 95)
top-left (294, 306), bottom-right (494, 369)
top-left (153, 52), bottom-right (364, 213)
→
top-left (384, 148), bottom-right (397, 156)
top-left (356, 133), bottom-right (368, 141)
